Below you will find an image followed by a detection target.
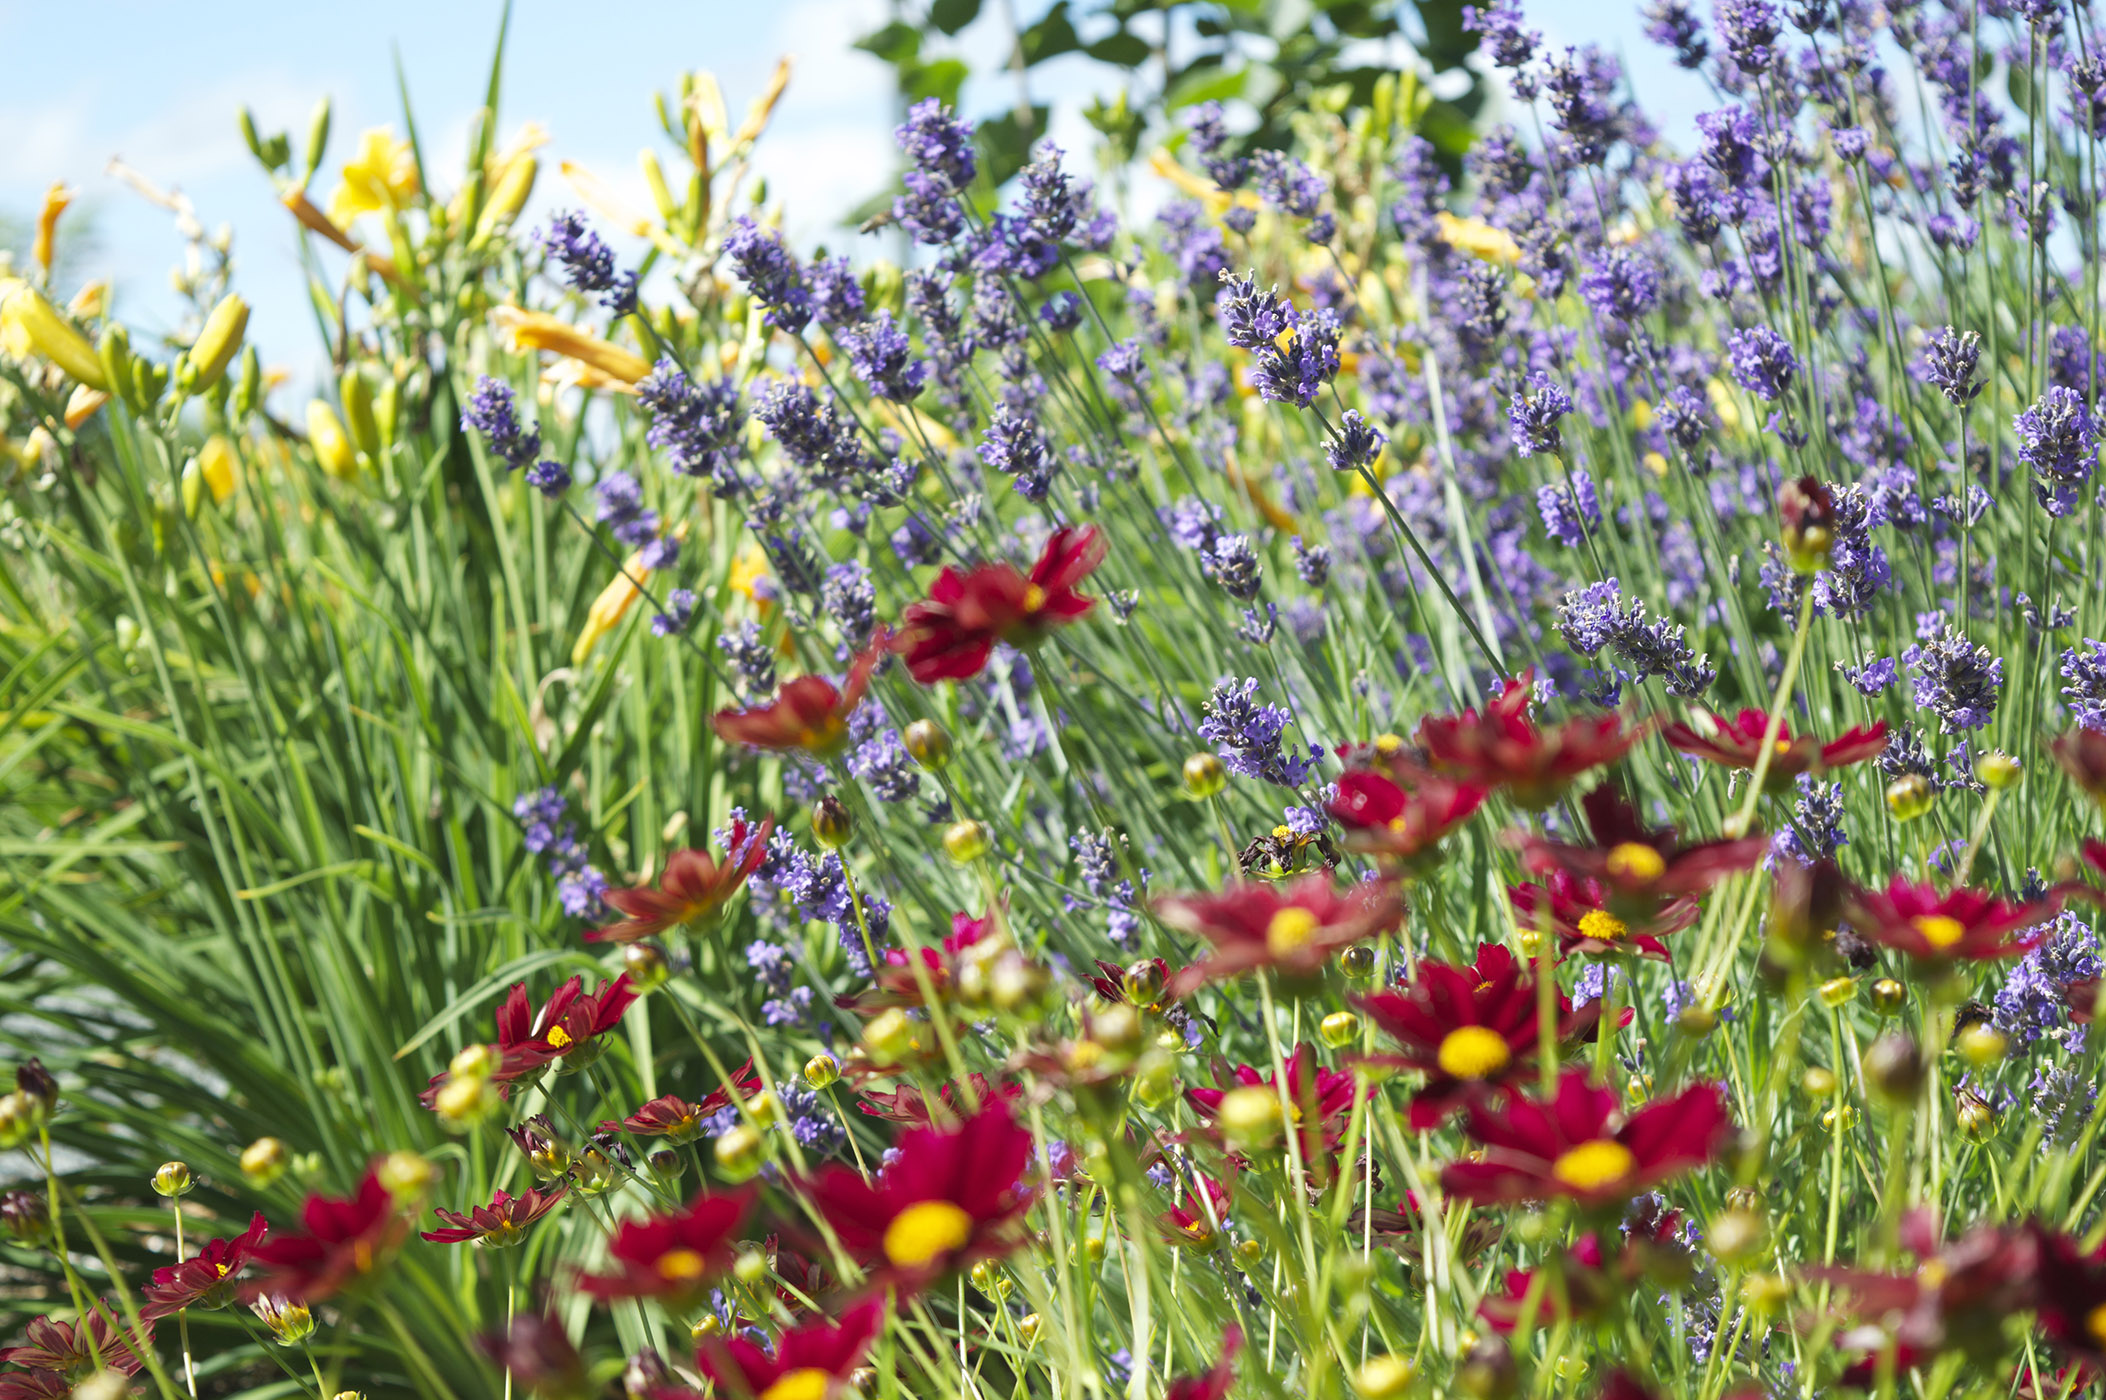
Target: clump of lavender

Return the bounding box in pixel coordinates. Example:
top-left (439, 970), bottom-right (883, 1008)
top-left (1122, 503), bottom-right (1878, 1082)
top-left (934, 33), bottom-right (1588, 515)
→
top-left (1556, 579), bottom-right (1714, 698)
top-left (1537, 470), bottom-right (1600, 547)
top-left (1199, 678), bottom-right (1322, 787)
top-left (1509, 373), bottom-right (1573, 456)
top-left (1070, 830), bottom-right (1140, 945)
top-left (1920, 327), bottom-right (1984, 406)
top-left (723, 216), bottom-right (811, 333)
top-left (463, 376), bottom-right (568, 499)
top-left (636, 359), bottom-right (745, 487)
top-left (979, 406), bottom-right (1058, 502)
top-left (1200, 534), bottom-right (1263, 602)
top-left (1993, 911), bottom-right (2101, 1046)
top-left (1902, 614), bottom-right (2004, 732)
top-left (540, 211), bottom-right (637, 315)
top-left (2061, 639), bottom-right (2106, 731)
top-left (1726, 326), bottom-right (1797, 402)
top-left (838, 313), bottom-right (927, 402)
top-left (514, 787), bottom-right (607, 920)
top-left (1772, 776), bottom-right (1846, 864)
top-left (2014, 385), bottom-right (2099, 514)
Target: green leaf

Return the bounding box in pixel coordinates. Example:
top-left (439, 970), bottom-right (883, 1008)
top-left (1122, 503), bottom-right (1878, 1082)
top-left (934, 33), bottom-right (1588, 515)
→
top-left (853, 20), bottom-right (922, 63)
top-left (1085, 31), bottom-right (1153, 67)
top-left (906, 57), bottom-right (971, 107)
top-left (1167, 64), bottom-right (1249, 110)
top-left (929, 0), bottom-right (982, 35)
top-left (1020, 1), bottom-right (1082, 65)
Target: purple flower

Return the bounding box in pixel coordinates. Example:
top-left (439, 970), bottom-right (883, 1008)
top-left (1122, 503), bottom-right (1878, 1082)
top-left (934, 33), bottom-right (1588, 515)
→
top-left (978, 405), bottom-right (1058, 502)
top-left (2015, 385), bottom-right (2098, 514)
top-left (723, 216), bottom-right (810, 334)
top-left (808, 256), bottom-right (867, 329)
top-left (2061, 639), bottom-right (2106, 731)
top-left (1726, 326), bottom-right (1797, 402)
top-left (540, 210), bottom-right (636, 314)
top-left (1920, 327), bottom-right (1984, 406)
top-left (1902, 617), bottom-right (2004, 733)
top-left (1464, 0), bottom-right (1540, 68)
top-left (1198, 677), bottom-right (1322, 788)
top-left (1325, 409), bottom-right (1385, 473)
top-left (1578, 246), bottom-right (1659, 323)
top-left (652, 589), bottom-right (696, 638)
top-left (896, 98), bottom-right (976, 190)
top-left (637, 358), bottom-right (746, 485)
top-left (462, 376), bottom-right (541, 471)
top-left (1537, 471), bottom-right (1600, 546)
top-left (1643, 0), bottom-right (1710, 65)
top-left (1201, 534), bottom-right (1264, 601)
top-left (838, 312), bottom-right (927, 402)
top-left (1508, 372), bottom-right (1573, 456)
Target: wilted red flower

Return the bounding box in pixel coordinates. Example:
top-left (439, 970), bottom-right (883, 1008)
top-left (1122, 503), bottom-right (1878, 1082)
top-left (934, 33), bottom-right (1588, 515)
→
top-left (247, 1168), bottom-right (407, 1303)
top-left (692, 1298), bottom-right (884, 1400)
top-left (574, 1190), bottom-right (751, 1302)
top-left (589, 815), bottom-right (774, 944)
top-left (1186, 1043), bottom-right (1365, 1176)
top-left (856, 1076), bottom-right (1020, 1126)
top-left (1520, 786), bottom-right (1766, 914)
top-left (894, 525), bottom-right (1104, 683)
top-left (421, 1186), bottom-right (567, 1247)
top-left (0, 1311), bottom-right (154, 1388)
top-left (142, 1212), bottom-right (268, 1318)
top-left (1842, 877), bottom-right (2057, 963)
top-left (1164, 1327), bottom-right (1243, 1400)
top-left (1416, 673), bottom-right (1645, 807)
top-left (1662, 708), bottom-right (1888, 783)
top-left (803, 1099), bottom-right (1032, 1291)
top-left (1508, 868), bottom-right (1702, 961)
top-left (1354, 943), bottom-right (1596, 1128)
top-left (1159, 874), bottom-right (1405, 994)
top-left (602, 1060), bottom-right (760, 1143)
top-left (1441, 1071), bottom-right (1732, 1209)
top-left (2034, 1224), bottom-right (2106, 1369)
top-left (494, 974), bottom-right (640, 1077)
top-left (1326, 771), bottom-right (1488, 865)
top-left (711, 639), bottom-right (887, 756)
top-left (1812, 1212), bottom-right (2040, 1367)
top-left (838, 913), bottom-right (998, 1013)
top-left (2051, 727), bottom-right (2106, 797)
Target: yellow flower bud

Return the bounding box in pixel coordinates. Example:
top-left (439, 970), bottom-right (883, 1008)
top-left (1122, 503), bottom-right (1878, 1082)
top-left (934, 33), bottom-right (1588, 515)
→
top-left (240, 1137), bottom-right (288, 1188)
top-left (306, 400), bottom-right (359, 480)
top-left (1354, 1355), bottom-right (1416, 1400)
top-left (1215, 1085), bottom-right (1283, 1151)
top-left (184, 294), bottom-right (249, 392)
top-left (803, 1053), bottom-right (840, 1090)
top-left (1182, 752), bottom-right (1227, 798)
top-left (2, 281), bottom-right (108, 389)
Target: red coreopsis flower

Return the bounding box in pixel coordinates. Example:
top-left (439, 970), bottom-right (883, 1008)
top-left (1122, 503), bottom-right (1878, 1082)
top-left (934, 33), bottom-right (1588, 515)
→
top-left (481, 1313), bottom-right (590, 1400)
top-left (1186, 1043), bottom-right (1365, 1177)
top-left (1440, 1070), bottom-right (1732, 1209)
top-left (691, 1298), bottom-right (884, 1400)
top-left (2034, 1224), bottom-right (2106, 1369)
top-left (421, 1186), bottom-right (567, 1247)
top-left (1508, 869), bottom-right (1702, 961)
top-left (1479, 1201), bottom-right (1692, 1332)
top-left (1326, 771), bottom-right (1488, 866)
top-left (1354, 943), bottom-right (1596, 1128)
top-left (141, 1212), bottom-right (268, 1319)
top-left (802, 1099), bottom-right (1033, 1291)
top-left (1842, 877), bottom-right (2057, 963)
top-left (839, 913), bottom-right (998, 1013)
top-left (574, 1190), bottom-right (752, 1303)
top-left (711, 638), bottom-right (887, 757)
top-left (1416, 673), bottom-right (1645, 807)
top-left (601, 1060), bottom-right (761, 1143)
top-left (1159, 874), bottom-right (1406, 995)
top-left (492, 974), bottom-right (640, 1078)
top-left (1164, 1327), bottom-right (1243, 1400)
top-left (893, 525), bottom-right (1104, 683)
top-left (246, 1168), bottom-right (407, 1303)
top-left (856, 1076), bottom-right (1021, 1126)
top-left (1520, 786), bottom-right (1766, 916)
top-left (1157, 1170), bottom-right (1234, 1250)
top-left (0, 1311), bottom-right (154, 1393)
top-left (2052, 727), bottom-right (2106, 798)
top-left (1662, 708), bottom-right (1888, 784)
top-left (1812, 1212), bottom-right (2040, 1368)
top-left (589, 815), bottom-right (774, 944)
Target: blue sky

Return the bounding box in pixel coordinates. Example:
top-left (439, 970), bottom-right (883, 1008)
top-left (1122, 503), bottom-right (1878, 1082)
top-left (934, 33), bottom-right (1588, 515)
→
top-left (0, 0), bottom-right (1712, 386)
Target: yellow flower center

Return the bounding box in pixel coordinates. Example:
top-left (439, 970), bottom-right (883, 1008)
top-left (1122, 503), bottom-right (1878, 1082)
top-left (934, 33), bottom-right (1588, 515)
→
top-left (546, 1025), bottom-right (574, 1049)
top-left (1549, 1139), bottom-right (1638, 1192)
top-left (1022, 583), bottom-right (1047, 612)
top-left (1436, 1026), bottom-right (1513, 1080)
top-left (214, 1262), bottom-right (231, 1278)
top-left (1604, 843), bottom-right (1666, 883)
top-left (1774, 738), bottom-right (1793, 754)
top-left (1911, 915), bottom-right (1966, 950)
top-left (1266, 906), bottom-right (1323, 956)
top-left (1374, 733), bottom-right (1404, 754)
top-left (1577, 909), bottom-right (1628, 943)
top-left (657, 1248), bottom-right (708, 1282)
top-left (760, 1370), bottom-right (834, 1400)
top-left (2089, 1301), bottom-right (2106, 1346)
top-left (882, 1199), bottom-right (975, 1269)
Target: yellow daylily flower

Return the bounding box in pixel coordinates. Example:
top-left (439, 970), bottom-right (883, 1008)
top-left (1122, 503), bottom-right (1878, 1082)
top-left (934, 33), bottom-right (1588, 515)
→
top-left (0, 278), bottom-right (108, 389)
top-left (493, 307), bottom-right (651, 386)
top-left (64, 386), bottom-right (107, 430)
top-left (1436, 212), bottom-right (1520, 265)
top-left (328, 128), bottom-right (421, 229)
top-left (33, 183), bottom-right (73, 276)
top-left (573, 523), bottom-right (690, 665)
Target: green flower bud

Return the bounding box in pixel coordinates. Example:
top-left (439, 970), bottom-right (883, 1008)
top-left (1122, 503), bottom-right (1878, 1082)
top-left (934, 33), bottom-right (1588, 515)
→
top-left (812, 795), bottom-right (853, 849)
top-left (803, 1053), bottom-right (840, 1090)
top-left (1319, 1010), bottom-right (1361, 1048)
top-left (903, 718), bottom-right (951, 770)
top-left (152, 1161), bottom-right (193, 1198)
top-left (240, 1137), bottom-right (288, 1189)
top-left (1215, 1085), bottom-right (1283, 1152)
top-left (713, 1123), bottom-right (764, 1181)
top-left (942, 820), bottom-right (990, 864)
top-left (1885, 773), bottom-right (1934, 822)
top-left (1182, 752), bottom-right (1227, 798)
top-left (622, 942), bottom-right (671, 993)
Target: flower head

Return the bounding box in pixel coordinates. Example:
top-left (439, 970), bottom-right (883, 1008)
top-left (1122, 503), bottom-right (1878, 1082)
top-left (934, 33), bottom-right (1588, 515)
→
top-left (894, 526), bottom-right (1104, 683)
top-left (421, 1186), bottom-right (567, 1247)
top-left (712, 642), bottom-right (886, 757)
top-left (694, 1298), bottom-right (885, 1400)
top-left (1508, 869), bottom-right (1701, 960)
top-left (492, 974), bottom-right (641, 1076)
top-left (1441, 1071), bottom-right (1732, 1208)
top-left (601, 1060), bottom-right (762, 1143)
top-left (2034, 1224), bottom-right (2106, 1370)
top-left (1520, 786), bottom-right (1766, 914)
top-left (1159, 874), bottom-right (1404, 993)
top-left (247, 1167), bottom-right (407, 1303)
top-left (1417, 674), bottom-right (1644, 807)
top-left (142, 1213), bottom-right (268, 1318)
top-left (1326, 770), bottom-right (1489, 866)
top-left (1186, 1042), bottom-right (1365, 1173)
top-left (1662, 708), bottom-right (1889, 784)
top-left (590, 815), bottom-right (773, 944)
top-left (1843, 877), bottom-right (2058, 963)
top-left (575, 1190), bottom-right (752, 1302)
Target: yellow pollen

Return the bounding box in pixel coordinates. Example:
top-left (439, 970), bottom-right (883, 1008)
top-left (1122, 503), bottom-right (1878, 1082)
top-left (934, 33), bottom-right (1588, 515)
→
top-left (883, 1199), bottom-right (975, 1269)
top-left (1373, 733), bottom-right (1404, 754)
top-left (657, 1248), bottom-right (708, 1282)
top-left (1021, 583), bottom-right (1047, 612)
top-left (352, 1239), bottom-right (374, 1273)
top-left (1271, 824), bottom-right (1293, 840)
top-left (1436, 1026), bottom-right (1513, 1080)
top-left (1550, 1139), bottom-right (1638, 1192)
top-left (759, 1370), bottom-right (834, 1400)
top-left (1911, 915), bottom-right (1966, 950)
top-left (2089, 1301), bottom-right (2106, 1346)
top-left (1266, 906), bottom-right (1323, 956)
top-left (1577, 909), bottom-right (1628, 943)
top-left (1774, 739), bottom-right (1793, 754)
top-left (1919, 1259), bottom-right (1949, 1288)
top-left (1604, 842), bottom-right (1667, 883)
top-left (214, 1262), bottom-right (231, 1278)
top-left (546, 1025), bottom-right (574, 1049)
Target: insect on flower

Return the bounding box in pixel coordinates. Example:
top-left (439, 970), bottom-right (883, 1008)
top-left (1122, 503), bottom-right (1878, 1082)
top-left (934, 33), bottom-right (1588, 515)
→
top-left (692, 1297), bottom-right (885, 1400)
top-left (711, 636), bottom-right (888, 757)
top-left (893, 525), bottom-right (1105, 683)
top-left (1353, 943), bottom-right (1598, 1128)
top-left (588, 814), bottom-right (774, 944)
top-left (801, 1098), bottom-right (1033, 1292)
top-left (1440, 1070), bottom-right (1732, 1209)
top-left (141, 1212), bottom-right (269, 1318)
top-left (1158, 873), bottom-right (1405, 994)
top-left (574, 1190), bottom-right (752, 1302)
top-left (420, 1186), bottom-right (567, 1247)
top-left (245, 1167), bottom-right (408, 1304)
top-left (1661, 708), bottom-right (1889, 784)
